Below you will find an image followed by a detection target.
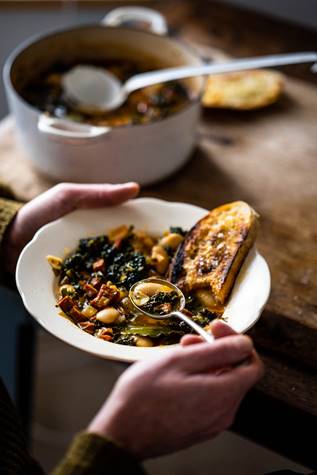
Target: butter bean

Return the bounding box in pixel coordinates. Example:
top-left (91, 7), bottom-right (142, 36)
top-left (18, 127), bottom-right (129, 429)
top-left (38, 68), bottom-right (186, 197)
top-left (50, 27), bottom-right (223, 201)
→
top-left (151, 245), bottom-right (169, 274)
top-left (134, 282), bottom-right (168, 297)
top-left (96, 307), bottom-right (120, 324)
top-left (135, 336), bottom-right (154, 347)
top-left (160, 233), bottom-right (183, 250)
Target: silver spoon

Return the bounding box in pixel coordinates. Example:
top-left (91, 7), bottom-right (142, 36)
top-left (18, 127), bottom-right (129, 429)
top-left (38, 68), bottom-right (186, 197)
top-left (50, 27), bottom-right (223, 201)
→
top-left (63, 51), bottom-right (317, 112)
top-left (129, 277), bottom-right (215, 344)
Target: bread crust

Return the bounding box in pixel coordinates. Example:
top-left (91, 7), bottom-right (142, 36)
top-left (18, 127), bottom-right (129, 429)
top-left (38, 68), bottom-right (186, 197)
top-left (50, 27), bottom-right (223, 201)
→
top-left (169, 201), bottom-right (259, 305)
top-left (202, 70), bottom-right (284, 110)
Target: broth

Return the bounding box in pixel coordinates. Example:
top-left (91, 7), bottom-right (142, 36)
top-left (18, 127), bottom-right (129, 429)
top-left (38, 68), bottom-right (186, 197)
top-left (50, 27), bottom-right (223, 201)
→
top-left (21, 59), bottom-right (190, 127)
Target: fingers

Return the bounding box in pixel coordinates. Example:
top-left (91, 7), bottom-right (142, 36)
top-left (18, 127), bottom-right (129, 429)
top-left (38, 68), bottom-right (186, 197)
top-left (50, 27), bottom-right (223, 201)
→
top-left (180, 321), bottom-right (237, 347)
top-left (210, 320), bottom-right (237, 338)
top-left (180, 335), bottom-right (202, 346)
top-left (218, 350), bottom-right (264, 393)
top-left (6, 182), bottom-right (139, 262)
top-left (58, 182), bottom-right (140, 210)
top-left (173, 335), bottom-right (254, 373)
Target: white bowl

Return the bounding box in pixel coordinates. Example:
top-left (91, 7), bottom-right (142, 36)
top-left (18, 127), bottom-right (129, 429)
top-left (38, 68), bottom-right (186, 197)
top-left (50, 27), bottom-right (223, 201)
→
top-left (16, 198), bottom-right (270, 363)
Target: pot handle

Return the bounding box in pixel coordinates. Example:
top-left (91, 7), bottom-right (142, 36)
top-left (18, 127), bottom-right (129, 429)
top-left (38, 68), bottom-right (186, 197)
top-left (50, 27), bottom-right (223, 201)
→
top-left (38, 115), bottom-right (111, 141)
top-left (101, 7), bottom-right (168, 36)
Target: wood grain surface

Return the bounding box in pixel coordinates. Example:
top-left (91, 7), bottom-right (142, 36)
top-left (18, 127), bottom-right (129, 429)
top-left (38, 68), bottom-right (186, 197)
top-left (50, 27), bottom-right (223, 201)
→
top-left (2, 77), bottom-right (316, 369)
top-left (0, 0), bottom-right (317, 460)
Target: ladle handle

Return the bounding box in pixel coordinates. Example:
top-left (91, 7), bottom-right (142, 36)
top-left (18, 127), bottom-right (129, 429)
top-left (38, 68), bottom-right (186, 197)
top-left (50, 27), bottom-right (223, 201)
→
top-left (124, 51), bottom-right (317, 94)
top-left (173, 311), bottom-right (215, 344)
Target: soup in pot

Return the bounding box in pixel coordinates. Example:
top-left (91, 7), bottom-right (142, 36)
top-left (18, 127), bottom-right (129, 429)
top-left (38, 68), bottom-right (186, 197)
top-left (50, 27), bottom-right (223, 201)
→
top-left (20, 59), bottom-right (190, 127)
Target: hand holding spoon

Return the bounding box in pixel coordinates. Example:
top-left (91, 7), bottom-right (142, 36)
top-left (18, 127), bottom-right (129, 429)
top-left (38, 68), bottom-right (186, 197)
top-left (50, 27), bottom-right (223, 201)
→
top-left (129, 277), bottom-right (256, 371)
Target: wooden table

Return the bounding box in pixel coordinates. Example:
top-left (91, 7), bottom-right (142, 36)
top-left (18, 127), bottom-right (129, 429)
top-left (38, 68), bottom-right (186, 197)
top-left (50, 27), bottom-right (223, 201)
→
top-left (1, 0), bottom-right (316, 469)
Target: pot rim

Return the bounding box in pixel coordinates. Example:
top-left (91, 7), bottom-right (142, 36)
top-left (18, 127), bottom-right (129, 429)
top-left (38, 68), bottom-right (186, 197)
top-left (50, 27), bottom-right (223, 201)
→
top-left (3, 22), bottom-right (206, 132)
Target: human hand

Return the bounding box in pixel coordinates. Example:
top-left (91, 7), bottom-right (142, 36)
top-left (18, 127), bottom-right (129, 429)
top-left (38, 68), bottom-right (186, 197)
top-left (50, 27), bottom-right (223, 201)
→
top-left (87, 320), bottom-right (264, 460)
top-left (181, 319), bottom-right (241, 345)
top-left (2, 182), bottom-right (139, 273)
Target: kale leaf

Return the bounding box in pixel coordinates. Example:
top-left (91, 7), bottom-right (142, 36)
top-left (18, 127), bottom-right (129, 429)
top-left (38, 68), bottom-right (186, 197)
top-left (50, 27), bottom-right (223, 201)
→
top-left (141, 291), bottom-right (180, 315)
top-left (169, 226), bottom-right (187, 237)
top-left (106, 251), bottom-right (148, 289)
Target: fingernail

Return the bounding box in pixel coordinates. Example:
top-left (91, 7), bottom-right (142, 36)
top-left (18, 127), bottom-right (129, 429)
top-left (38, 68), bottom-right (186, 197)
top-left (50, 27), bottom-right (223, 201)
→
top-left (118, 182), bottom-right (139, 188)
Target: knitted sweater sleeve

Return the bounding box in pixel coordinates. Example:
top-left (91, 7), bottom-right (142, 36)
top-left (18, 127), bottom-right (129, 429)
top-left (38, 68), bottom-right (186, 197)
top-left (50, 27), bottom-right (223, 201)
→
top-left (0, 189), bottom-right (146, 475)
top-left (0, 197), bottom-right (23, 250)
top-left (51, 432), bottom-right (146, 475)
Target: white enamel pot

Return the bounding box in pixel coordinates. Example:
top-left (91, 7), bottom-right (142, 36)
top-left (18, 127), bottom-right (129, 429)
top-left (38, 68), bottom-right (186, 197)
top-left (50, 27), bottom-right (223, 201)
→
top-left (3, 7), bottom-right (205, 185)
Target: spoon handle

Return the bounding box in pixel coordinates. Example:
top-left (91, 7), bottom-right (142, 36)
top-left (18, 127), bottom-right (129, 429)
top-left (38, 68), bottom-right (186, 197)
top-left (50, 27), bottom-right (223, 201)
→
top-left (124, 51), bottom-right (317, 94)
top-left (173, 311), bottom-right (215, 344)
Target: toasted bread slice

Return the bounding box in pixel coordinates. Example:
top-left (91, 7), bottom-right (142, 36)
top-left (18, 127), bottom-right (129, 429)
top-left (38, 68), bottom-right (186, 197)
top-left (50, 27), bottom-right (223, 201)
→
top-left (202, 70), bottom-right (284, 110)
top-left (169, 201), bottom-right (259, 305)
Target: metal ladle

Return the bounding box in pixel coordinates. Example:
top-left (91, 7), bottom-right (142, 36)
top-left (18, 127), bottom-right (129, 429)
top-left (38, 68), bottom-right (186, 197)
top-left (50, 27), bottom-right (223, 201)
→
top-left (63, 51), bottom-right (317, 112)
top-left (129, 277), bottom-right (215, 344)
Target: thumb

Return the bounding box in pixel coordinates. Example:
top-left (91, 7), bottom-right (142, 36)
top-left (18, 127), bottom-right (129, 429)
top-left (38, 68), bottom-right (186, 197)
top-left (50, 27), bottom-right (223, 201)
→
top-left (64, 182), bottom-right (140, 209)
top-left (210, 320), bottom-right (237, 339)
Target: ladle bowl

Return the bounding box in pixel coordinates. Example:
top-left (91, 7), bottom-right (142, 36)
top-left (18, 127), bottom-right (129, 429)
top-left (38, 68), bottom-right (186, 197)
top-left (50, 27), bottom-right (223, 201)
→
top-left (129, 277), bottom-right (215, 344)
